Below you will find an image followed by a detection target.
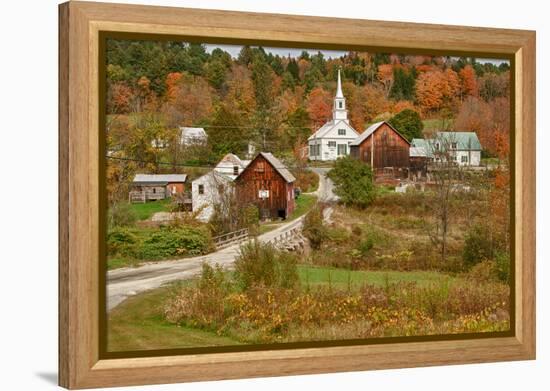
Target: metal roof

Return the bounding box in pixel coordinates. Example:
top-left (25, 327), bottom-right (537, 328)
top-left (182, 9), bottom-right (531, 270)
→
top-left (350, 121), bottom-right (411, 147)
top-left (133, 174), bottom-right (187, 184)
top-left (435, 132), bottom-right (482, 150)
top-left (260, 152), bottom-right (296, 183)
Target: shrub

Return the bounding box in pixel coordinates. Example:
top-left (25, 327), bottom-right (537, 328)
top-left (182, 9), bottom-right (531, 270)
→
top-left (233, 240), bottom-right (300, 291)
top-left (467, 260), bottom-right (499, 283)
top-left (165, 263), bottom-right (230, 327)
top-left (327, 156), bottom-right (376, 208)
top-left (107, 227), bottom-right (138, 258)
top-left (139, 226), bottom-right (213, 259)
top-left (463, 225), bottom-right (494, 268)
top-left (108, 202), bottom-right (137, 227)
top-left (302, 205), bottom-right (328, 250)
top-left (495, 251), bottom-right (511, 283)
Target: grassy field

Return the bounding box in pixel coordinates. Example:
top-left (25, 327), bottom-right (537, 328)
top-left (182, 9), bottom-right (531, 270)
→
top-left (107, 264), bottom-right (454, 351)
top-left (129, 199), bottom-right (171, 221)
top-left (298, 265), bottom-right (453, 291)
top-left (108, 284), bottom-right (242, 352)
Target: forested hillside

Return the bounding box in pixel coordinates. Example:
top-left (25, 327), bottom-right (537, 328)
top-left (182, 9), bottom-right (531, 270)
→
top-left (105, 40), bottom-right (510, 201)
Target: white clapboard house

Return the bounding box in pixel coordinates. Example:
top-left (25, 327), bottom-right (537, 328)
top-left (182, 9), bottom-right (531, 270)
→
top-left (308, 69), bottom-right (360, 161)
top-left (191, 154), bottom-right (250, 222)
top-left (411, 131), bottom-right (482, 166)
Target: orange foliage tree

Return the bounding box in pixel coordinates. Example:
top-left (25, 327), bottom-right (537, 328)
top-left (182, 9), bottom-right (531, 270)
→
top-left (459, 65), bottom-right (478, 97)
top-left (306, 87), bottom-right (332, 130)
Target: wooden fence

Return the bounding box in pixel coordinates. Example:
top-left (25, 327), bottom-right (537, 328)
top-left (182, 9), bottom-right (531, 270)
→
top-left (213, 228), bottom-right (249, 249)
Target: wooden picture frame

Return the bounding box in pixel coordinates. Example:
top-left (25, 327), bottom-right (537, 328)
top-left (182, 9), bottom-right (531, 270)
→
top-left (59, 1), bottom-right (536, 388)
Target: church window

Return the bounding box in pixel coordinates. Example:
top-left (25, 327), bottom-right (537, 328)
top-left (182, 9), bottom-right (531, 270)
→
top-left (338, 101), bottom-right (343, 109)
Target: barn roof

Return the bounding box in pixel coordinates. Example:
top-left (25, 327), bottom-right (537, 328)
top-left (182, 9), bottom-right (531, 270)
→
top-left (350, 121), bottom-right (411, 147)
top-left (260, 152), bottom-right (296, 183)
top-left (133, 174), bottom-right (187, 185)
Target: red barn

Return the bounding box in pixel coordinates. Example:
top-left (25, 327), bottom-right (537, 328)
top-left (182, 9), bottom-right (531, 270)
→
top-left (349, 121), bottom-right (410, 168)
top-left (235, 152), bottom-right (296, 220)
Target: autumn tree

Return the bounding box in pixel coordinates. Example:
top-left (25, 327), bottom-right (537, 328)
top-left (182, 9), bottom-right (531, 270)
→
top-left (162, 74), bottom-right (214, 127)
top-left (306, 87), bottom-right (332, 130)
top-left (459, 64), bottom-right (478, 97)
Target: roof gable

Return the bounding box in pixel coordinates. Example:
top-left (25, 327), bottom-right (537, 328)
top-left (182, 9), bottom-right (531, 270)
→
top-left (308, 120), bottom-right (359, 141)
top-left (237, 152), bottom-right (296, 183)
top-left (350, 121), bottom-right (411, 146)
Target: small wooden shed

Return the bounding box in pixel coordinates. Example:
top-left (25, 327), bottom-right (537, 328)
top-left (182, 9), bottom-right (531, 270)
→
top-left (235, 152), bottom-right (296, 220)
top-left (350, 121), bottom-right (411, 169)
top-left (129, 174), bottom-right (187, 203)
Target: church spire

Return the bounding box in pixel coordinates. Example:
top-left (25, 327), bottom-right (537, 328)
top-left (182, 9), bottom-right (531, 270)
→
top-left (335, 68), bottom-right (344, 98)
top-left (332, 68), bottom-right (348, 123)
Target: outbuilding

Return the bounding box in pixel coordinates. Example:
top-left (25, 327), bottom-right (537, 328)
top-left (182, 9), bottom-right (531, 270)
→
top-left (235, 152), bottom-right (296, 220)
top-left (129, 174), bottom-right (187, 203)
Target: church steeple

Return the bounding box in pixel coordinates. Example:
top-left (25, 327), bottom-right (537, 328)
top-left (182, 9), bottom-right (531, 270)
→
top-left (333, 69), bottom-right (348, 123)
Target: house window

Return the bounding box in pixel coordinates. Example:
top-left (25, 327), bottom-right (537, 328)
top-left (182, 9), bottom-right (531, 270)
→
top-left (461, 155), bottom-right (468, 163)
top-left (338, 128), bottom-right (346, 135)
top-left (451, 142), bottom-right (458, 149)
top-left (198, 184), bottom-right (204, 195)
top-left (434, 142), bottom-right (440, 151)
top-left (233, 165), bottom-right (239, 176)
top-left (328, 141), bottom-right (337, 148)
top-left (338, 101), bottom-right (343, 109)
top-left (337, 144), bottom-right (347, 155)
top-left (309, 145), bottom-right (316, 156)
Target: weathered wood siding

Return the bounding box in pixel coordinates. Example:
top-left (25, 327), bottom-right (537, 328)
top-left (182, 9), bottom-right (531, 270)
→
top-left (350, 123), bottom-right (410, 168)
top-left (236, 155), bottom-right (295, 219)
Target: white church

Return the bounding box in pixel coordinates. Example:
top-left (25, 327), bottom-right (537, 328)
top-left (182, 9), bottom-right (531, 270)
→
top-left (308, 70), bottom-right (360, 161)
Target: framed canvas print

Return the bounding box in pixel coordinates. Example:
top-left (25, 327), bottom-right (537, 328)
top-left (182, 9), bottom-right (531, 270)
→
top-left (59, 1), bottom-right (536, 389)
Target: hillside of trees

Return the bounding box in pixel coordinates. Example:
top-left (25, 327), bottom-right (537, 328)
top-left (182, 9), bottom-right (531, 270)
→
top-left (105, 40), bottom-right (511, 200)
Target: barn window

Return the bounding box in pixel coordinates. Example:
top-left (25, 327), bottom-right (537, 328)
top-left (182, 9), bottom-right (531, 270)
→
top-left (338, 128), bottom-right (346, 135)
top-left (337, 144), bottom-right (347, 155)
top-left (233, 165), bottom-right (239, 175)
top-left (328, 141), bottom-right (336, 148)
top-left (255, 162), bottom-right (265, 172)
top-left (198, 184), bottom-right (204, 195)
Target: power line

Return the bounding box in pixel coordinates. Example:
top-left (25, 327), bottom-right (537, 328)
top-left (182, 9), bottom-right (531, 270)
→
top-left (105, 155), bottom-right (312, 170)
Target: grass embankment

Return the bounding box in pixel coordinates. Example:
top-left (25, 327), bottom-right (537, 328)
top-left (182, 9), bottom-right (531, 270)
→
top-left (107, 284), bottom-right (241, 351)
top-left (107, 265), bottom-right (455, 351)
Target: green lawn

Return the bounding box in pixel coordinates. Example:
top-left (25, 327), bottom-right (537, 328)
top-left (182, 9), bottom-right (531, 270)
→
top-left (298, 264), bottom-right (453, 291)
top-left (129, 199), bottom-right (172, 221)
top-left (422, 118), bottom-right (454, 132)
top-left (107, 284), bottom-right (242, 352)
